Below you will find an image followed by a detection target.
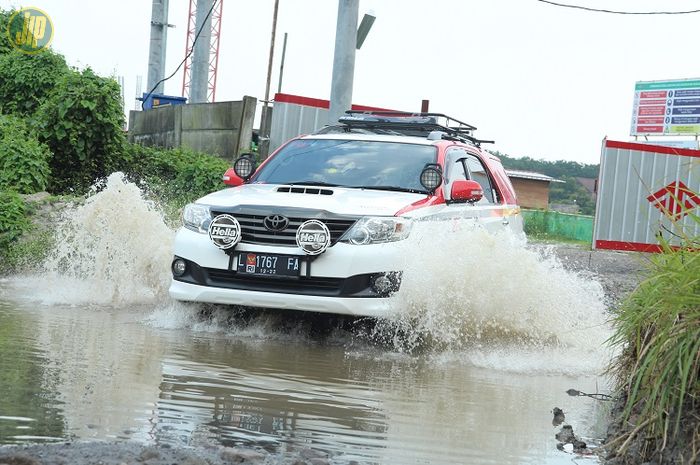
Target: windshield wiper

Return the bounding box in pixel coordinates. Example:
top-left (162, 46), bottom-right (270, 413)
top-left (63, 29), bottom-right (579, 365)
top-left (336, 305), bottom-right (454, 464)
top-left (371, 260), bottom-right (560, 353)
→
top-left (285, 181), bottom-right (342, 187)
top-left (350, 185), bottom-right (428, 194)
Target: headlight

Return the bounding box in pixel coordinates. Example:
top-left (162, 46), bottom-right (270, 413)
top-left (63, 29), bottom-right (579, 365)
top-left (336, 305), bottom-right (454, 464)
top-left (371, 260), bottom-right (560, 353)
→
top-left (182, 203), bottom-right (211, 233)
top-left (340, 217), bottom-right (413, 245)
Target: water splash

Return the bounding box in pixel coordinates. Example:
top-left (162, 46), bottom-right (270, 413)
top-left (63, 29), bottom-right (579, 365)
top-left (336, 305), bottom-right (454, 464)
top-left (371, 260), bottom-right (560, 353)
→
top-left (34, 173), bottom-right (174, 306)
top-left (4, 174), bottom-right (614, 374)
top-left (372, 222), bottom-right (612, 374)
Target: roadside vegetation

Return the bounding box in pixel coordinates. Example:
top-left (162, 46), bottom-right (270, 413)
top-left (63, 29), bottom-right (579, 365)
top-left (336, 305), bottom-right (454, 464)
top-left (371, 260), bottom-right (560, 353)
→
top-left (0, 7), bottom-right (228, 274)
top-left (605, 213), bottom-right (699, 464)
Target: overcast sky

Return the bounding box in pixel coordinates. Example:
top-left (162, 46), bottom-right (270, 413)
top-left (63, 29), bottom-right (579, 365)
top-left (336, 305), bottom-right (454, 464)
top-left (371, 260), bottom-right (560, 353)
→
top-left (2, 0), bottom-right (700, 163)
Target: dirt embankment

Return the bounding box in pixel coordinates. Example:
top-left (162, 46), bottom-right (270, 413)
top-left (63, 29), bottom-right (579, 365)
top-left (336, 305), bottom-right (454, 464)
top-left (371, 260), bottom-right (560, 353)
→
top-left (553, 245), bottom-right (698, 465)
top-left (546, 244), bottom-right (647, 306)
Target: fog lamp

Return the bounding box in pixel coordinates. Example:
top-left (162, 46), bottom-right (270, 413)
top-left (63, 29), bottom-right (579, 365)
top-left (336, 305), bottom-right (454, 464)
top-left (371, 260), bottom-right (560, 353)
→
top-left (172, 258), bottom-right (187, 277)
top-left (371, 272), bottom-right (401, 296)
top-left (233, 154), bottom-right (256, 180)
top-left (420, 164), bottom-right (443, 191)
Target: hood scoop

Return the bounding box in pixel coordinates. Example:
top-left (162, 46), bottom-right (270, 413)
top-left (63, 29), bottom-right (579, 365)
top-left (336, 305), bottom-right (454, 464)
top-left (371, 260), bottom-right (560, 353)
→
top-left (277, 186), bottom-right (334, 195)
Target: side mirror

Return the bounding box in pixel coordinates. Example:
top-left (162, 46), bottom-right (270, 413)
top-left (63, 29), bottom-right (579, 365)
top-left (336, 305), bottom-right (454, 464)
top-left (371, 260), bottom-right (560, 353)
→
top-left (223, 167), bottom-right (244, 187)
top-left (451, 180), bottom-right (483, 203)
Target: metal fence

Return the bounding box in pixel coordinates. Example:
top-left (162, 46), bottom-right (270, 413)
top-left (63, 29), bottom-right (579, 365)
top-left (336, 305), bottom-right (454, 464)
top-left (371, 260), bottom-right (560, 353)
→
top-left (268, 93), bottom-right (394, 154)
top-left (522, 210), bottom-right (594, 243)
top-left (593, 139), bottom-right (700, 252)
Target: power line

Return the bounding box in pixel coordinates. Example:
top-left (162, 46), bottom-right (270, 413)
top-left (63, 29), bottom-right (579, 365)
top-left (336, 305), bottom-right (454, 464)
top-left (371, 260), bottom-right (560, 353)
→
top-left (535, 0), bottom-right (700, 15)
top-left (141, 0), bottom-right (219, 110)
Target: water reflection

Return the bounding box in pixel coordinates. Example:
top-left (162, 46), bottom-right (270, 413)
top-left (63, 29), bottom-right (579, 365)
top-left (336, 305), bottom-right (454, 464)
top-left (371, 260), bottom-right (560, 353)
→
top-left (0, 302), bottom-right (65, 443)
top-left (0, 296), bottom-right (608, 464)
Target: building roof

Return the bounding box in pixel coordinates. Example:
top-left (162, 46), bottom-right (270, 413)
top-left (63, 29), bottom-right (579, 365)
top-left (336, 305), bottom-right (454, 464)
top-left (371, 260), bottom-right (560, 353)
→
top-left (506, 170), bottom-right (565, 183)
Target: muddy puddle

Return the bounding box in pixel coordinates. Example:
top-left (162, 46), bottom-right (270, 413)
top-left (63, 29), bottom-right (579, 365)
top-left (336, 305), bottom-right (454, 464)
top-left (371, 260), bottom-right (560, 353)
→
top-left (0, 174), bottom-right (617, 464)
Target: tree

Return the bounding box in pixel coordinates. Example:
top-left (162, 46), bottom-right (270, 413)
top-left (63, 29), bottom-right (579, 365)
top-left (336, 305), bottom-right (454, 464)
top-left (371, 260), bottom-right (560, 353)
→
top-left (0, 115), bottom-right (51, 193)
top-left (35, 68), bottom-right (126, 193)
top-left (0, 49), bottom-right (68, 117)
top-left (0, 9), bottom-right (16, 56)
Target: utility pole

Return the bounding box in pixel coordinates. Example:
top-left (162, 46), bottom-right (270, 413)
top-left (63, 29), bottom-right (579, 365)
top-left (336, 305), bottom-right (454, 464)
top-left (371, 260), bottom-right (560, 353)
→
top-left (190, 0), bottom-right (213, 103)
top-left (259, 0), bottom-right (280, 158)
top-left (277, 32), bottom-right (288, 94)
top-left (328, 0), bottom-right (359, 125)
top-left (146, 0), bottom-right (170, 95)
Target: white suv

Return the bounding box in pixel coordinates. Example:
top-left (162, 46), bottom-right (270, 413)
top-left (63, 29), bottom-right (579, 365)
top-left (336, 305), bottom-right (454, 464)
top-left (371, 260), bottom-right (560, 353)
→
top-left (169, 113), bottom-right (523, 317)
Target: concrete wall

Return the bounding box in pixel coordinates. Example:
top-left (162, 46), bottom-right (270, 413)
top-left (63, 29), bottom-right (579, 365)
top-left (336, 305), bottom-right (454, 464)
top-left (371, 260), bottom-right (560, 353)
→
top-left (509, 178), bottom-right (550, 209)
top-left (128, 96), bottom-right (257, 161)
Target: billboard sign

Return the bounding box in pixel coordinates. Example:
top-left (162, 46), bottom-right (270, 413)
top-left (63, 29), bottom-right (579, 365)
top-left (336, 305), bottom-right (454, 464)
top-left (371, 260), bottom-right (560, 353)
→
top-left (630, 79), bottom-right (700, 136)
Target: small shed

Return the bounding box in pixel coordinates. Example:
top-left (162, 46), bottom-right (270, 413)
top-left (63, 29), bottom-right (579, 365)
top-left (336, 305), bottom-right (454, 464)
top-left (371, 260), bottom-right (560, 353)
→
top-left (506, 170), bottom-right (563, 209)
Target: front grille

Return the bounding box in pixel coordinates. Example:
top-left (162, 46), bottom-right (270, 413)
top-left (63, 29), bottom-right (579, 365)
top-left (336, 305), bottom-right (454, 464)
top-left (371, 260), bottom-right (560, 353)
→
top-left (210, 207), bottom-right (358, 247)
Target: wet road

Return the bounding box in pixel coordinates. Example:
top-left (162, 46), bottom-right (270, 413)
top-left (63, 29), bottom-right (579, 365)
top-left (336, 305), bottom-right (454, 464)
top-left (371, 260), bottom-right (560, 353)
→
top-left (0, 295), bottom-right (609, 464)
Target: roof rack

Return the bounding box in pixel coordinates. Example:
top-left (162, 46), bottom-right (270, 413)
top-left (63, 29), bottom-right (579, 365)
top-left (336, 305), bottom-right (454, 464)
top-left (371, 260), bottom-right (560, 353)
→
top-left (334, 110), bottom-right (494, 147)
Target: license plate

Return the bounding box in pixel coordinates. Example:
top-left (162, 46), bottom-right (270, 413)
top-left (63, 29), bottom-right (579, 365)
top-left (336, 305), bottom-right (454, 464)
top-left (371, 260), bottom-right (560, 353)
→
top-left (237, 252), bottom-right (301, 277)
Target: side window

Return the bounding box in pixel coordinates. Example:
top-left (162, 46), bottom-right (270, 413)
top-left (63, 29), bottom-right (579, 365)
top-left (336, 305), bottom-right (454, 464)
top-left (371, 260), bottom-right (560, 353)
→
top-left (465, 155), bottom-right (495, 203)
top-left (446, 149), bottom-right (468, 183)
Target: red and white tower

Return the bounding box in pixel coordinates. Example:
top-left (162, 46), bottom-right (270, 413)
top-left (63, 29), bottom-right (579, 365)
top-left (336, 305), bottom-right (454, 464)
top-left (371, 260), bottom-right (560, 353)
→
top-left (181, 0), bottom-right (223, 102)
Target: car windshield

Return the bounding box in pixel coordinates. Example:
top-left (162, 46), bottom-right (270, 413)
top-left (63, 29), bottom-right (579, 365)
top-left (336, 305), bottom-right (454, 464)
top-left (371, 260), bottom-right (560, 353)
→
top-left (251, 139), bottom-right (437, 193)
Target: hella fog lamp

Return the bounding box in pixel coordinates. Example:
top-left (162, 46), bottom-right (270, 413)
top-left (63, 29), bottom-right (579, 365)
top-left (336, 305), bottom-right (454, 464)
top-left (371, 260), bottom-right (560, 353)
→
top-left (296, 220), bottom-right (331, 255)
top-left (420, 164), bottom-right (443, 191)
top-left (208, 214), bottom-right (242, 250)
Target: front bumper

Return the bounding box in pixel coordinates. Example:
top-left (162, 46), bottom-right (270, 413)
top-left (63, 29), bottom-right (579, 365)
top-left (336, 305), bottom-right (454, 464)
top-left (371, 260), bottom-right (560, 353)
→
top-left (168, 227), bottom-right (406, 317)
top-left (169, 280), bottom-right (394, 317)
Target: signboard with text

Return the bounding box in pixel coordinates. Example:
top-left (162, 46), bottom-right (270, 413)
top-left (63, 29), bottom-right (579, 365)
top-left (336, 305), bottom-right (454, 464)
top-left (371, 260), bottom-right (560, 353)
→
top-left (630, 79), bottom-right (700, 136)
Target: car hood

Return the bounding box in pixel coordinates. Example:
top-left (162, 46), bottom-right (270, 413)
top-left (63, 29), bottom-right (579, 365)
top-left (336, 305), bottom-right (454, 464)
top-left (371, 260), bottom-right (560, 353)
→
top-left (197, 184), bottom-right (427, 216)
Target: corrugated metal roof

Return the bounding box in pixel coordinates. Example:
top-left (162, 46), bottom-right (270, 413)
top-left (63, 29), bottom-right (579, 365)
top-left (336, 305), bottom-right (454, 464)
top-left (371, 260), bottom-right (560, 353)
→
top-left (506, 170), bottom-right (565, 183)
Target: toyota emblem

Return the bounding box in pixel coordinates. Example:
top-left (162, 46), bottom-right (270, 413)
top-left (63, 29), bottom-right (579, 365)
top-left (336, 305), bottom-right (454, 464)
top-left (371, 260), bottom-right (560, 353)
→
top-left (263, 215), bottom-right (289, 232)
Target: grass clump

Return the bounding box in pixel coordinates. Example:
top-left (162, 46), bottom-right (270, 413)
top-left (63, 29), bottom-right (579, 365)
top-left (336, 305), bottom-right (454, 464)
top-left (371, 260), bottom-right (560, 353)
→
top-left (607, 212), bottom-right (700, 463)
top-left (0, 191), bottom-right (30, 248)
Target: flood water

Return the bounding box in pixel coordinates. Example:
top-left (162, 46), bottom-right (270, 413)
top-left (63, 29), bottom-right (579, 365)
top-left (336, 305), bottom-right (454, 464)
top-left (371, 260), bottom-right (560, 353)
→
top-left (0, 174), bottom-right (613, 464)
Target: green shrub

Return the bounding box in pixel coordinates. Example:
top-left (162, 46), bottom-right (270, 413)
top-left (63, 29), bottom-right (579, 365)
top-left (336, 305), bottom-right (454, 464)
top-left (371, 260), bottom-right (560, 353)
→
top-left (0, 49), bottom-right (68, 117)
top-left (118, 143), bottom-right (229, 206)
top-left (0, 115), bottom-right (51, 193)
top-left (35, 67), bottom-right (126, 193)
top-left (0, 230), bottom-right (53, 275)
top-left (522, 210), bottom-right (548, 236)
top-left (0, 190), bottom-right (30, 249)
top-left (0, 9), bottom-right (16, 56)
